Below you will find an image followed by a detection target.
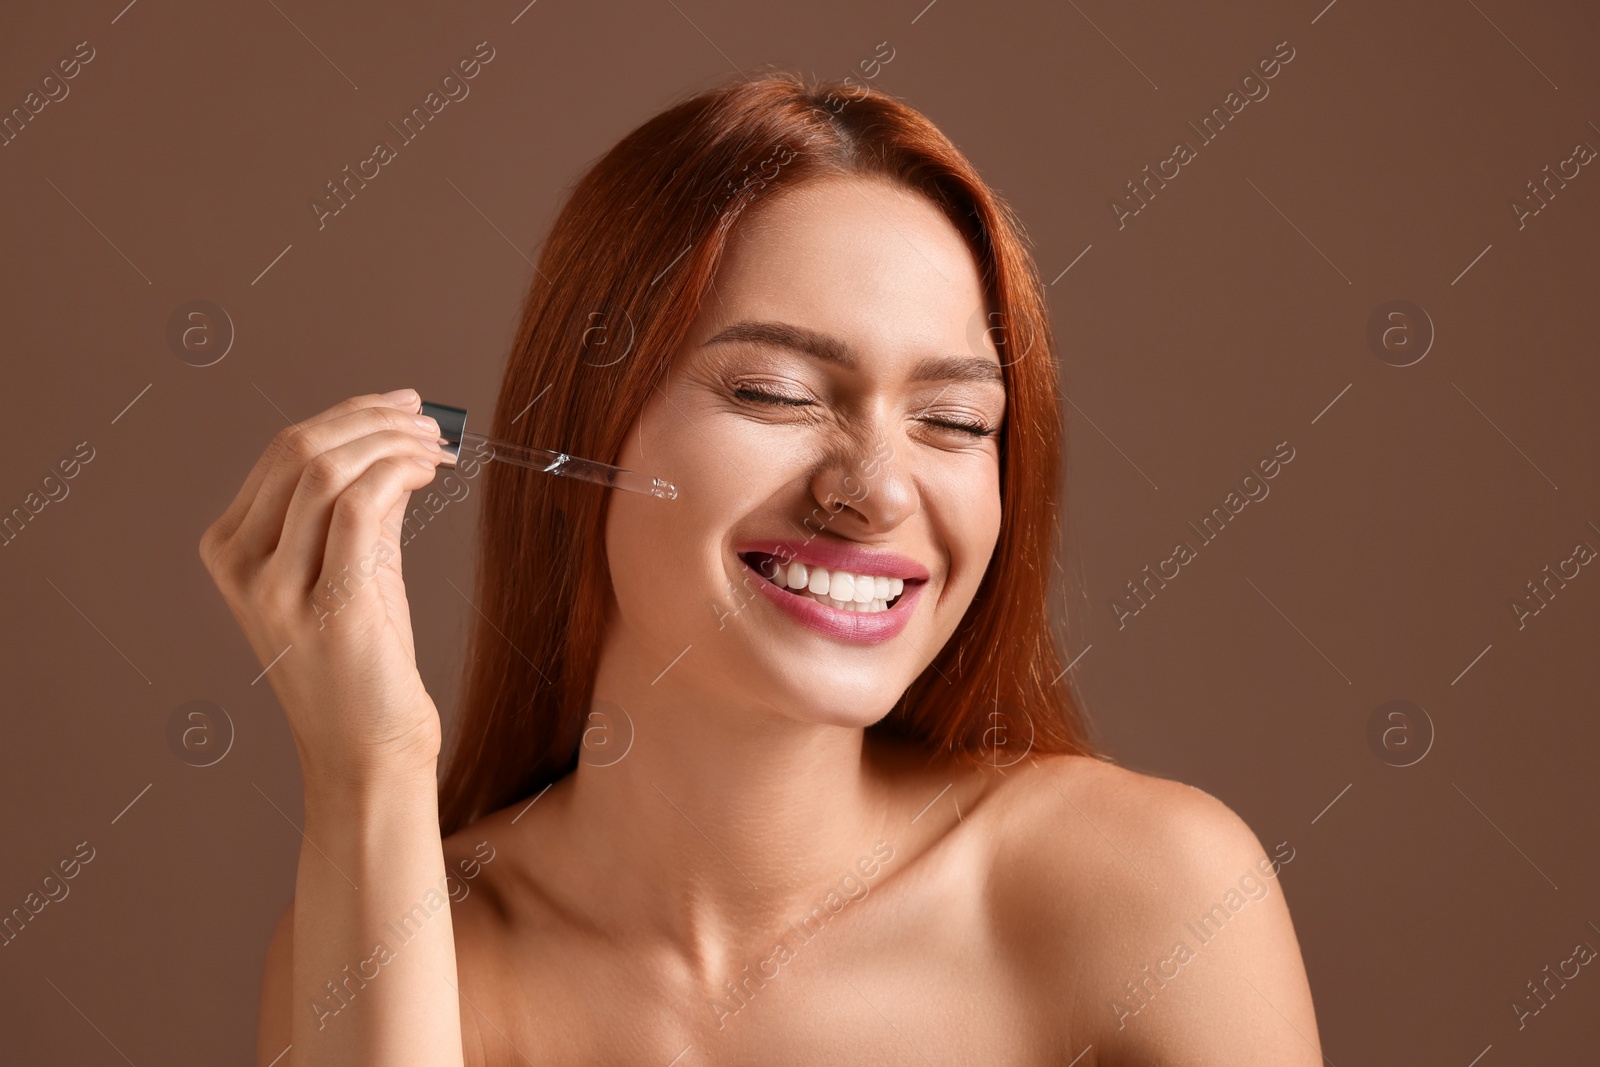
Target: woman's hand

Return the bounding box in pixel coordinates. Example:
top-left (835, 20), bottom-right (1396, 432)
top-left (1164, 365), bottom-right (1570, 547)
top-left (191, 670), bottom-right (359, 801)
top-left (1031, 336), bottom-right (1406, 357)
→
top-left (200, 388), bottom-right (447, 793)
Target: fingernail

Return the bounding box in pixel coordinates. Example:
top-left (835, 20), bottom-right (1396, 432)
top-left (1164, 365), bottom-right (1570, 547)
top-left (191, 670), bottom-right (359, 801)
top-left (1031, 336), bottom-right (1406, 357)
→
top-left (412, 415), bottom-right (440, 434)
top-left (384, 388), bottom-right (419, 404)
top-left (413, 457), bottom-right (436, 469)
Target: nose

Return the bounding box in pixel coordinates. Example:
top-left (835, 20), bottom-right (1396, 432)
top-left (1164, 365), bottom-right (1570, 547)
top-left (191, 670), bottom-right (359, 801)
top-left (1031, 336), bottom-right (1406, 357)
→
top-left (807, 430), bottom-right (916, 534)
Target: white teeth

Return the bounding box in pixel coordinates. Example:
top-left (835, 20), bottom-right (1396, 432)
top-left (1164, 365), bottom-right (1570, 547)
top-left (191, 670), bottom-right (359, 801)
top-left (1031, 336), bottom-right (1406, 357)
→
top-left (748, 555), bottom-right (908, 615)
top-left (807, 566), bottom-right (830, 595)
top-left (833, 596), bottom-right (888, 613)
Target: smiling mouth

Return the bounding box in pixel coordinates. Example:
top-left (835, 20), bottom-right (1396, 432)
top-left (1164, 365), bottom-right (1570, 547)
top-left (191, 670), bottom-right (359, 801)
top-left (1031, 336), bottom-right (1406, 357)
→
top-left (738, 551), bottom-right (911, 615)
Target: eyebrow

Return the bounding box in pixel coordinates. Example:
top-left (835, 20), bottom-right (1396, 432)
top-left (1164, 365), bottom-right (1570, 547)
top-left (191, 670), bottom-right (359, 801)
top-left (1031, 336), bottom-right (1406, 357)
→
top-left (700, 320), bottom-right (1005, 386)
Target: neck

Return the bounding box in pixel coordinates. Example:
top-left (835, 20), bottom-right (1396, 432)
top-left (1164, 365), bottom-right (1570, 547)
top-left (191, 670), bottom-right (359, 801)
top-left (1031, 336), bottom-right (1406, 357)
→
top-left (556, 619), bottom-right (901, 976)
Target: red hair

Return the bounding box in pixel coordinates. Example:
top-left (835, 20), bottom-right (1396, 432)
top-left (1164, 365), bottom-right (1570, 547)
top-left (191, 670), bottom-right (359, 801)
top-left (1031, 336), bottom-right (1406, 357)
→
top-left (438, 71), bottom-right (1101, 835)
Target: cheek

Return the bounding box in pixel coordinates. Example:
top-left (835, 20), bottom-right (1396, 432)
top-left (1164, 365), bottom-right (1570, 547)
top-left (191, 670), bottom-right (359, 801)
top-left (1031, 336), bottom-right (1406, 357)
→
top-left (938, 466), bottom-right (1003, 592)
top-left (604, 402), bottom-right (742, 626)
top-left (612, 383), bottom-right (765, 514)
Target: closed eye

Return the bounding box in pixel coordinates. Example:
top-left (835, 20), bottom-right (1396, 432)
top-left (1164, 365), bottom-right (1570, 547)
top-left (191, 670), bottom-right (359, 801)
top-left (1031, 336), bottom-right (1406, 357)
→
top-left (734, 386), bottom-right (810, 407)
top-left (735, 387), bottom-right (996, 438)
top-left (922, 417), bottom-right (995, 438)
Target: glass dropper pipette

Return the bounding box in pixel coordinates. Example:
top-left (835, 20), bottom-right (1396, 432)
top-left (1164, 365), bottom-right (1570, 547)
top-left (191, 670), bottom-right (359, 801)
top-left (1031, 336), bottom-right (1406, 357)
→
top-left (420, 400), bottom-right (678, 501)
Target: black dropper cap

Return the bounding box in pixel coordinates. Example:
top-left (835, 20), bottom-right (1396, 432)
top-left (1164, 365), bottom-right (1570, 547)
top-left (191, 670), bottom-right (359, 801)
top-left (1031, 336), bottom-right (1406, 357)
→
top-left (419, 400), bottom-right (467, 462)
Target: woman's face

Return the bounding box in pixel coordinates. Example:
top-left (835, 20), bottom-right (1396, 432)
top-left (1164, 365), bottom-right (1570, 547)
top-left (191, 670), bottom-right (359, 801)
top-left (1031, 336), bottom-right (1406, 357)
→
top-left (604, 175), bottom-right (1007, 728)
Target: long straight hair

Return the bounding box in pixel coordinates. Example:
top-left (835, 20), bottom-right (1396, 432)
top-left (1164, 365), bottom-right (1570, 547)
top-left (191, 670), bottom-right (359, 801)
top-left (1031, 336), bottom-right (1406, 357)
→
top-left (438, 72), bottom-right (1100, 835)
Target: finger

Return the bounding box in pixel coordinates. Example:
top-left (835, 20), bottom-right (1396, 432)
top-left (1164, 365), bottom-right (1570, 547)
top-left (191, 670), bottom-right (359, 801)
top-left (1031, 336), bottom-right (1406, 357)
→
top-left (313, 454), bottom-right (441, 613)
top-left (268, 430), bottom-right (443, 590)
top-left (231, 402), bottom-right (439, 561)
top-left (207, 390), bottom-right (421, 549)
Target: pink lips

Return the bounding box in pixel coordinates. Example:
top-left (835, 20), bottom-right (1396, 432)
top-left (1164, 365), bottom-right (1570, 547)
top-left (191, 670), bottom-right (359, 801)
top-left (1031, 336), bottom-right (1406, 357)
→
top-left (734, 541), bottom-right (928, 644)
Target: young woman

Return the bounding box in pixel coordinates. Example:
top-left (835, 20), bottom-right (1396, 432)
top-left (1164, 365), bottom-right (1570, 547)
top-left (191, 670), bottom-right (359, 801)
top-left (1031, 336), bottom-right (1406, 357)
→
top-left (203, 72), bottom-right (1321, 1065)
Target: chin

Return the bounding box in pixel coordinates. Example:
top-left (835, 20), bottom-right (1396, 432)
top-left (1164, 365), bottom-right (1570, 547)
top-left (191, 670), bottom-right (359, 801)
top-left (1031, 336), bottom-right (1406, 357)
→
top-left (811, 690), bottom-right (898, 729)
top-left (735, 652), bottom-right (905, 730)
top-left (777, 696), bottom-right (896, 732)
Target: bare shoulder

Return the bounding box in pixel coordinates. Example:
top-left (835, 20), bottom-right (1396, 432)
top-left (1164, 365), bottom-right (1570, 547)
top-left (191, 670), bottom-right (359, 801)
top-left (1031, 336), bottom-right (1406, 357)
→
top-left (975, 754), bottom-right (1268, 948)
top-left (435, 784), bottom-right (579, 960)
top-left (971, 753), bottom-right (1259, 883)
top-left (976, 754), bottom-right (1321, 1066)
top-left (438, 801), bottom-right (526, 929)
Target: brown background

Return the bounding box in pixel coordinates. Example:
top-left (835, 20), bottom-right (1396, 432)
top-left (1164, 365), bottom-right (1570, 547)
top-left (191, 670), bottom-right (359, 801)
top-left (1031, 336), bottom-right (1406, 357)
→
top-left (2, 0), bottom-right (1597, 1062)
